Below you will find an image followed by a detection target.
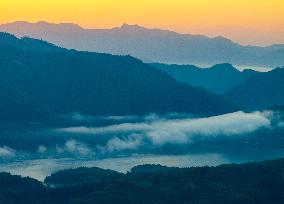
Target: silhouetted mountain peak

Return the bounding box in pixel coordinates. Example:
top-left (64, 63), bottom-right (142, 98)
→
top-left (7, 21), bottom-right (30, 26)
top-left (117, 23), bottom-right (154, 33)
top-left (209, 63), bottom-right (239, 73)
top-left (212, 36), bottom-right (235, 44)
top-left (269, 67), bottom-right (284, 75)
top-left (151, 63), bottom-right (253, 94)
top-left (0, 32), bottom-right (62, 52)
top-left (224, 66), bottom-right (284, 110)
top-left (36, 21), bottom-right (51, 26)
top-left (1, 21), bottom-right (283, 67)
top-left (266, 44), bottom-right (284, 51)
top-left (0, 32), bottom-right (18, 40)
top-left (116, 23), bottom-right (179, 36)
top-left (0, 34), bottom-right (237, 122)
top-left (241, 69), bottom-right (258, 77)
top-left (37, 21), bottom-right (83, 31)
top-left (1, 21), bottom-right (83, 32)
top-left (121, 23), bottom-right (142, 29)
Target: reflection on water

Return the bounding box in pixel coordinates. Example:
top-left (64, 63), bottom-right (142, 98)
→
top-left (0, 154), bottom-right (230, 181)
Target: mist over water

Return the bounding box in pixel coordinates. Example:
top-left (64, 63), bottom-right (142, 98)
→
top-left (1, 111), bottom-right (284, 180)
top-left (0, 154), bottom-right (230, 181)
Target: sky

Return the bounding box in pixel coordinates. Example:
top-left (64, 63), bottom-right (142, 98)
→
top-left (1, 0), bottom-right (284, 45)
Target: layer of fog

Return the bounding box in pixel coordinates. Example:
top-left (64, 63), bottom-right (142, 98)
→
top-left (0, 111), bottom-right (282, 159)
top-left (0, 153), bottom-right (230, 181)
top-left (0, 146), bottom-right (16, 158)
top-left (59, 111), bottom-right (272, 150)
top-left (1, 110), bottom-right (284, 180)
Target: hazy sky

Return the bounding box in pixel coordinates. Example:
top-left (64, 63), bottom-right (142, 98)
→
top-left (1, 0), bottom-right (284, 45)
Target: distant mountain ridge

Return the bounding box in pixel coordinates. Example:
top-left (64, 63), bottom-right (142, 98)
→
top-left (151, 63), bottom-right (258, 94)
top-left (224, 67), bottom-right (284, 110)
top-left (0, 32), bottom-right (237, 123)
top-left (152, 63), bottom-right (284, 110)
top-left (1, 21), bottom-right (284, 67)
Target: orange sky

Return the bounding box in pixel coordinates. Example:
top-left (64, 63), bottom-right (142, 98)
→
top-left (1, 0), bottom-right (284, 45)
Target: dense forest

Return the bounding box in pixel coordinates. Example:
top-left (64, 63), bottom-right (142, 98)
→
top-left (0, 32), bottom-right (237, 125)
top-left (152, 63), bottom-right (284, 110)
top-left (151, 63), bottom-right (257, 94)
top-left (224, 68), bottom-right (284, 110)
top-left (1, 3), bottom-right (284, 204)
top-left (0, 30), bottom-right (283, 204)
top-left (0, 158), bottom-right (283, 204)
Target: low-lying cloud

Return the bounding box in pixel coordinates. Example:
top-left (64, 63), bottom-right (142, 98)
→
top-left (65, 139), bottom-right (91, 156)
top-left (66, 112), bottom-right (140, 122)
top-left (56, 139), bottom-right (92, 156)
top-left (59, 111), bottom-right (272, 146)
top-left (36, 140), bottom-right (92, 157)
top-left (105, 135), bottom-right (142, 152)
top-left (0, 146), bottom-right (16, 158)
top-left (38, 145), bottom-right (47, 154)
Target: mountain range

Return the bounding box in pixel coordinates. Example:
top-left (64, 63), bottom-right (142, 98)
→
top-left (224, 68), bottom-right (284, 110)
top-left (151, 63), bottom-right (258, 94)
top-left (0, 32), bottom-right (237, 123)
top-left (1, 29), bottom-right (283, 122)
top-left (151, 63), bottom-right (284, 110)
top-left (1, 21), bottom-right (284, 67)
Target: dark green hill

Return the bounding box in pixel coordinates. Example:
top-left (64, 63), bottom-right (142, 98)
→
top-left (152, 63), bottom-right (258, 94)
top-left (224, 68), bottom-right (284, 110)
top-left (0, 33), bottom-right (237, 123)
top-left (1, 158), bottom-right (284, 204)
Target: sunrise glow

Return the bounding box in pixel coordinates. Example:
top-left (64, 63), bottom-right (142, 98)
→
top-left (1, 0), bottom-right (283, 32)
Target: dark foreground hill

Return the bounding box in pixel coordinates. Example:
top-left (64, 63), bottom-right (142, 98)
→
top-left (0, 32), bottom-right (237, 123)
top-left (1, 158), bottom-right (284, 204)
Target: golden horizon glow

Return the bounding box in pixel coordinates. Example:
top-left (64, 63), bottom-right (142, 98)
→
top-left (1, 0), bottom-right (284, 45)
